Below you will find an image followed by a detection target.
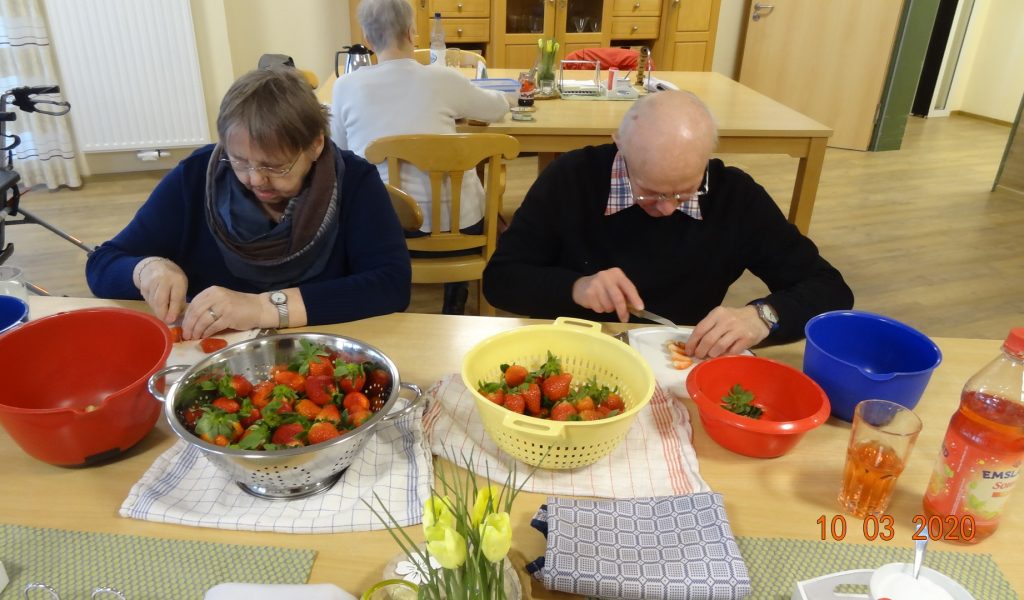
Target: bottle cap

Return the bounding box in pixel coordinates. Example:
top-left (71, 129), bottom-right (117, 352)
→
top-left (1004, 327), bottom-right (1024, 356)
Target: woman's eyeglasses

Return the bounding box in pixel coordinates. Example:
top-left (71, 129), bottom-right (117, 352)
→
top-left (220, 151), bottom-right (302, 178)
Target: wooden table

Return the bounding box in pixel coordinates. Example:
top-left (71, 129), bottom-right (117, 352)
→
top-left (318, 70), bottom-right (831, 235)
top-left (6, 297), bottom-right (1021, 597)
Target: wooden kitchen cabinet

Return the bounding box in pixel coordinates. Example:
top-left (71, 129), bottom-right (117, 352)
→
top-left (346, 0), bottom-right (719, 71)
top-left (656, 0), bottom-right (721, 70)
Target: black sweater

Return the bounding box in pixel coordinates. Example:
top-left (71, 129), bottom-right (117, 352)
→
top-left (483, 144), bottom-right (853, 343)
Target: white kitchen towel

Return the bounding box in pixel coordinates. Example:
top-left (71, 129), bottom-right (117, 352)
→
top-left (120, 403), bottom-right (432, 533)
top-left (423, 374), bottom-right (709, 498)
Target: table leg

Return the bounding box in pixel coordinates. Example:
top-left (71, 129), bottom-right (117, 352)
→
top-left (789, 137), bottom-right (827, 236)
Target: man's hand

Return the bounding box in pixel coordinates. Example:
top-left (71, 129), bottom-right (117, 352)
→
top-left (686, 305), bottom-right (769, 359)
top-left (181, 287), bottom-right (265, 341)
top-left (136, 258), bottom-right (188, 324)
top-left (571, 267), bottom-right (643, 323)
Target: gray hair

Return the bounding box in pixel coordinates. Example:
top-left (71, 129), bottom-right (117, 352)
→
top-left (358, 0), bottom-right (415, 51)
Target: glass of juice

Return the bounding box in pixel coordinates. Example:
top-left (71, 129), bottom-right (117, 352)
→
top-left (838, 399), bottom-right (923, 518)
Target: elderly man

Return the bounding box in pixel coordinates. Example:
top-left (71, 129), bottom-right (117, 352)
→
top-left (483, 90), bottom-right (853, 358)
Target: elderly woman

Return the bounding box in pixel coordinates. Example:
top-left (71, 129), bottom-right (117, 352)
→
top-left (331, 0), bottom-right (508, 314)
top-left (86, 67), bottom-right (411, 339)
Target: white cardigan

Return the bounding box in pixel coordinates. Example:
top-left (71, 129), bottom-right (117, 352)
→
top-left (330, 59), bottom-right (509, 232)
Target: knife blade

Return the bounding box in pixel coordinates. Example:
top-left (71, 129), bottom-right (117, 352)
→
top-left (628, 307), bottom-right (681, 330)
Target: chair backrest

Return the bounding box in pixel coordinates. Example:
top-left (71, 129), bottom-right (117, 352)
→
top-left (365, 133), bottom-right (518, 252)
top-left (386, 183), bottom-right (424, 232)
top-left (563, 48), bottom-right (653, 71)
top-left (413, 48), bottom-right (487, 68)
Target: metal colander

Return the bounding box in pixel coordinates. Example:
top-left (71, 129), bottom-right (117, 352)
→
top-left (149, 332), bottom-right (421, 500)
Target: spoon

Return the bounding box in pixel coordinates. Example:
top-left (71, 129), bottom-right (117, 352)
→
top-left (912, 536), bottom-right (928, 579)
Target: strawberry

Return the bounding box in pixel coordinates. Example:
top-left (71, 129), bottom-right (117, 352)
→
top-left (211, 397), bottom-right (240, 414)
top-left (542, 373), bottom-right (572, 401)
top-left (273, 370), bottom-right (306, 394)
top-left (239, 405), bottom-right (261, 428)
top-left (305, 374), bottom-right (337, 406)
top-left (296, 399), bottom-right (321, 420)
top-left (250, 381), bottom-right (275, 409)
top-left (343, 391), bottom-right (370, 413)
top-left (316, 404), bottom-right (341, 424)
top-left (478, 381), bottom-right (505, 406)
top-left (308, 421), bottom-right (341, 445)
top-left (168, 326), bottom-right (184, 343)
top-left (550, 401), bottom-right (578, 421)
top-left (575, 396), bottom-right (595, 412)
top-left (349, 409), bottom-right (372, 427)
top-left (199, 337), bottom-right (228, 353)
top-left (603, 393), bottom-right (625, 412)
top-left (181, 404), bottom-right (203, 429)
top-left (230, 375), bottom-right (253, 399)
top-left (504, 393), bottom-right (526, 414)
top-left (578, 409), bottom-right (600, 421)
top-left (502, 364), bottom-right (528, 388)
top-left (335, 362), bottom-right (367, 394)
top-left (293, 339), bottom-right (333, 376)
top-left (271, 422), bottom-right (305, 446)
top-left (523, 382), bottom-right (542, 415)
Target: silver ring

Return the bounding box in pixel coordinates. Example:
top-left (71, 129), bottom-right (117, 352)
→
top-left (91, 588), bottom-right (127, 599)
top-left (208, 308), bottom-right (219, 320)
top-left (23, 583), bottom-right (61, 599)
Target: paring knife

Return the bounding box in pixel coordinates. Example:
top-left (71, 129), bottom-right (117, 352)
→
top-left (628, 307), bottom-right (681, 330)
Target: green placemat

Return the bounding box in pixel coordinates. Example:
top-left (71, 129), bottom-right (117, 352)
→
top-left (0, 524), bottom-right (316, 599)
top-left (736, 536), bottom-right (1017, 599)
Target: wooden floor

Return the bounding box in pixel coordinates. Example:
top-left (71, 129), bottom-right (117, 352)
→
top-left (4, 115), bottom-right (1021, 340)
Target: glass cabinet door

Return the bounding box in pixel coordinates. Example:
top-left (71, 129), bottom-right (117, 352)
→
top-left (506, 0), bottom-right (546, 35)
top-left (498, 0), bottom-right (552, 69)
top-left (559, 0), bottom-right (608, 59)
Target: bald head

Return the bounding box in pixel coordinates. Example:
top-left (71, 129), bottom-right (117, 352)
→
top-left (615, 90), bottom-right (718, 179)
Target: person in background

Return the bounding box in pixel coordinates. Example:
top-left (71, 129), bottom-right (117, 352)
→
top-left (86, 67), bottom-right (411, 339)
top-left (330, 0), bottom-right (509, 315)
top-left (483, 90), bottom-right (853, 358)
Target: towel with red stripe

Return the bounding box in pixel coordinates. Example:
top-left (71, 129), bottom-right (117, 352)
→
top-left (422, 374), bottom-right (709, 498)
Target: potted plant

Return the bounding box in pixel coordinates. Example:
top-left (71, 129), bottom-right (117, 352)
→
top-left (536, 38), bottom-right (559, 95)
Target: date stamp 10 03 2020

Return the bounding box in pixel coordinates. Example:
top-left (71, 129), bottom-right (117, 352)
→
top-left (817, 513), bottom-right (978, 543)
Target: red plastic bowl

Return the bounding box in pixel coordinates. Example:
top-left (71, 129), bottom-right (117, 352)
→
top-left (0, 308), bottom-right (171, 465)
top-left (686, 355), bottom-right (830, 458)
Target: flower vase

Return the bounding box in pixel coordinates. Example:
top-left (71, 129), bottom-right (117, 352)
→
top-left (382, 545), bottom-right (523, 600)
top-left (537, 75), bottom-right (556, 97)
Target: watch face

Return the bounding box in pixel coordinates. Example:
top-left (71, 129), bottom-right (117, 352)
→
top-left (759, 303), bottom-right (778, 325)
top-left (270, 291), bottom-right (287, 305)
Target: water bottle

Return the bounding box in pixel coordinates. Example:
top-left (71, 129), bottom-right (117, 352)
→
top-left (922, 327), bottom-right (1024, 542)
top-left (429, 12), bottom-right (446, 67)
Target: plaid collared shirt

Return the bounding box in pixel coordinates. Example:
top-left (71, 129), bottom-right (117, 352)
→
top-left (605, 151), bottom-right (704, 220)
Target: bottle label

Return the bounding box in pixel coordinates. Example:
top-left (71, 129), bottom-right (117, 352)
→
top-left (926, 428), bottom-right (1022, 522)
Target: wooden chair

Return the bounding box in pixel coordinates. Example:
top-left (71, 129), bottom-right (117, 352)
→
top-left (386, 183), bottom-right (424, 232)
top-left (365, 134), bottom-right (519, 316)
top-left (413, 48), bottom-right (487, 67)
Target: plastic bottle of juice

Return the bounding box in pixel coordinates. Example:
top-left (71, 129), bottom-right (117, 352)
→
top-left (923, 327), bottom-right (1024, 542)
top-left (429, 12), bottom-right (446, 67)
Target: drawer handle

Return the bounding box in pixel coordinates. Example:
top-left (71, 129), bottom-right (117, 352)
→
top-left (632, 25), bottom-right (639, 32)
top-left (457, 27), bottom-right (464, 34)
top-left (634, 1), bottom-right (641, 7)
top-left (457, 2), bottom-right (463, 8)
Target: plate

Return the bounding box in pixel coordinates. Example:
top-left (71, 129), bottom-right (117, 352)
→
top-left (627, 327), bottom-right (752, 398)
top-left (167, 328), bottom-right (260, 368)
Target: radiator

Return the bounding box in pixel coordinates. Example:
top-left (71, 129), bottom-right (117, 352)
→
top-left (43, 0), bottom-right (210, 152)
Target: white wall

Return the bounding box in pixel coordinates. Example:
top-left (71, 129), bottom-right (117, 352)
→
top-left (948, 0), bottom-right (1024, 122)
top-left (711, 0), bottom-right (746, 79)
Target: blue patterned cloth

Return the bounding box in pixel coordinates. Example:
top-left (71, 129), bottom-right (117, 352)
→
top-left (528, 494), bottom-right (751, 600)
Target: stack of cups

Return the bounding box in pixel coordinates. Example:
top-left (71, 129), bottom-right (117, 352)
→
top-left (0, 265), bottom-right (29, 333)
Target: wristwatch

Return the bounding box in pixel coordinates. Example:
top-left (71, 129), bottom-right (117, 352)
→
top-left (269, 291), bottom-right (289, 329)
top-left (753, 301), bottom-right (779, 333)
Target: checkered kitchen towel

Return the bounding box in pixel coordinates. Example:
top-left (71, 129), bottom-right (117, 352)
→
top-left (120, 402), bottom-right (432, 533)
top-left (527, 494), bottom-right (751, 600)
top-left (423, 374), bottom-right (709, 498)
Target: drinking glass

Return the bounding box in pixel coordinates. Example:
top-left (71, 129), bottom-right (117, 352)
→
top-left (574, 16), bottom-right (588, 32)
top-left (0, 265), bottom-right (28, 302)
top-left (445, 47), bottom-right (462, 68)
top-left (838, 399), bottom-right (923, 518)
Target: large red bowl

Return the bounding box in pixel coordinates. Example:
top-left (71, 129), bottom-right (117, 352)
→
top-left (686, 355), bottom-right (830, 458)
top-left (0, 308), bottom-right (171, 465)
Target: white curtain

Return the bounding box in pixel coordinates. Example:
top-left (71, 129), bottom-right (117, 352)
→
top-left (0, 0), bottom-right (81, 189)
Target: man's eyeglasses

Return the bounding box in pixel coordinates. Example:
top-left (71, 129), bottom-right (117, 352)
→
top-left (220, 151), bottom-right (302, 178)
top-left (631, 165), bottom-right (710, 205)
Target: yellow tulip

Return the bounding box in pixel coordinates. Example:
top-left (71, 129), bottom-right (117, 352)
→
top-left (422, 495), bottom-right (455, 533)
top-left (472, 485), bottom-right (500, 526)
top-left (479, 512), bottom-right (512, 563)
top-left (426, 525), bottom-right (468, 569)
top-left (546, 39), bottom-right (553, 53)
top-left (538, 38), bottom-right (544, 50)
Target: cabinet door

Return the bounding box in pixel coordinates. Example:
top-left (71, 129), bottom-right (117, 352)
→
top-left (493, 0), bottom-right (550, 67)
top-left (672, 0), bottom-right (712, 31)
top-left (656, 0), bottom-right (719, 70)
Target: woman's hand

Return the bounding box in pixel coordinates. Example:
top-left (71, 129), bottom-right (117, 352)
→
top-left (685, 305), bottom-right (769, 359)
top-left (181, 287), bottom-right (265, 341)
top-left (135, 258), bottom-right (188, 323)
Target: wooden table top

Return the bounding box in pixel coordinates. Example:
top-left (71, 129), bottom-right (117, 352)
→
top-left (6, 297), bottom-right (1020, 597)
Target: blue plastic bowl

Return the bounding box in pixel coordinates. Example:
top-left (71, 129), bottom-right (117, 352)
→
top-left (0, 295), bottom-right (28, 335)
top-left (803, 310), bottom-right (941, 422)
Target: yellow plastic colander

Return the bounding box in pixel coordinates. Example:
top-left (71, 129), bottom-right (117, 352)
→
top-left (461, 317), bottom-right (655, 469)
